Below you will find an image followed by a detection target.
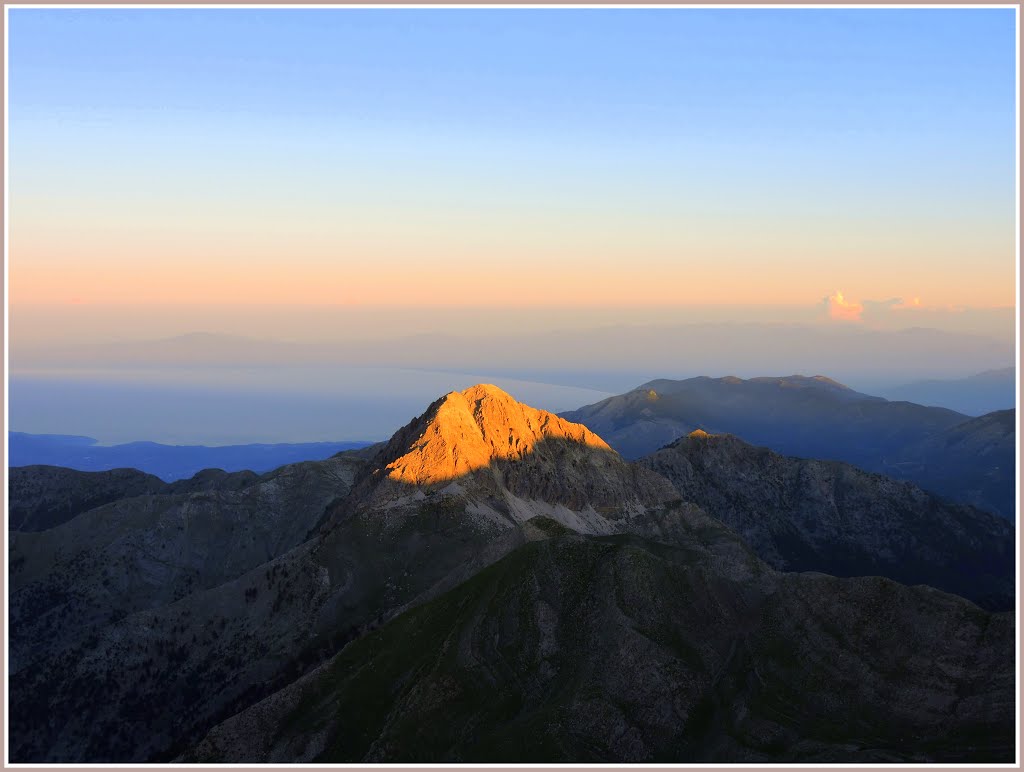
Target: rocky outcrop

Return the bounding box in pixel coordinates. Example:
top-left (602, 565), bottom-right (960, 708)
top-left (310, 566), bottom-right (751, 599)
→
top-left (350, 384), bottom-right (678, 530)
top-left (378, 384), bottom-right (611, 485)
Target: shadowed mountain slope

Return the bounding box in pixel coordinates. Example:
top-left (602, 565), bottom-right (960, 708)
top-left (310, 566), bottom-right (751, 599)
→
top-left (183, 529), bottom-right (1014, 764)
top-left (8, 466), bottom-right (166, 531)
top-left (639, 431), bottom-right (1014, 610)
top-left (894, 409), bottom-right (1016, 519)
top-left (8, 465), bottom-right (268, 533)
top-left (9, 456), bottom-right (367, 681)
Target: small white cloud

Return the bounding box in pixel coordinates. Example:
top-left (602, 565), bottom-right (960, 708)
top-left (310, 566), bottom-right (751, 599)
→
top-left (823, 290), bottom-right (863, 322)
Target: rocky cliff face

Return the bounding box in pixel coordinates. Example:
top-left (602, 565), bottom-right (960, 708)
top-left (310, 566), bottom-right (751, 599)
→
top-left (639, 431), bottom-right (1015, 610)
top-left (379, 384), bottom-right (611, 485)
top-left (7, 384), bottom-right (1017, 764)
top-left (345, 384), bottom-right (679, 538)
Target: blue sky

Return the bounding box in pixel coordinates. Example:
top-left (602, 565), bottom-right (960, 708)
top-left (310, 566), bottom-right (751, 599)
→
top-left (8, 7), bottom-right (1018, 311)
top-left (10, 9), bottom-right (1015, 137)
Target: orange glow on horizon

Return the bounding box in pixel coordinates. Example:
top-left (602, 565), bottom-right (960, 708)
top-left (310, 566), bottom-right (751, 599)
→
top-left (11, 254), bottom-right (1014, 311)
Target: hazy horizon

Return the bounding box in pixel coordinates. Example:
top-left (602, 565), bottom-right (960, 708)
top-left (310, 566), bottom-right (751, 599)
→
top-left (9, 300), bottom-right (1017, 347)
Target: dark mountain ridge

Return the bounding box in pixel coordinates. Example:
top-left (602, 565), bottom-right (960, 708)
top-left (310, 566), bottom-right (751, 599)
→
top-left (10, 386), bottom-right (692, 762)
top-left (9, 465), bottom-right (268, 532)
top-left (639, 430), bottom-right (1014, 610)
top-left (8, 384), bottom-right (1016, 763)
top-left (9, 466), bottom-right (167, 531)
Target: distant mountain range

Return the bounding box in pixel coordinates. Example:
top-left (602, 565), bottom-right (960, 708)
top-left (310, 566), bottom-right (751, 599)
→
top-left (561, 375), bottom-right (1015, 519)
top-left (11, 325), bottom-right (1014, 390)
top-left (896, 409), bottom-right (1016, 520)
top-left (877, 367), bottom-right (1014, 416)
top-left (8, 432), bottom-right (373, 482)
top-left (9, 385), bottom-right (1014, 763)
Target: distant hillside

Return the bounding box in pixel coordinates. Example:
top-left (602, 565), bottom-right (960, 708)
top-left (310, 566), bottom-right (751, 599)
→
top-left (639, 430), bottom-right (1014, 609)
top-left (560, 374), bottom-right (964, 465)
top-left (561, 375), bottom-right (1014, 518)
top-left (895, 409), bottom-right (1016, 519)
top-left (565, 374), bottom-right (1011, 518)
top-left (878, 367), bottom-right (1014, 416)
top-left (9, 466), bottom-right (166, 531)
top-left (8, 432), bottom-right (374, 482)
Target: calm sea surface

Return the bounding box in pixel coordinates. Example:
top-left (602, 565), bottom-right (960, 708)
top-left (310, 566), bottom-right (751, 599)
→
top-left (9, 366), bottom-right (614, 445)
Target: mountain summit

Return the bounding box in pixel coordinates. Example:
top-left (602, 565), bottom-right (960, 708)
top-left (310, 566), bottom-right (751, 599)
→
top-left (379, 384), bottom-right (610, 487)
top-left (346, 384), bottom-right (679, 532)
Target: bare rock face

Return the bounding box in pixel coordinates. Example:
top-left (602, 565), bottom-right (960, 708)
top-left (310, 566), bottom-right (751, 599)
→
top-left (352, 384), bottom-right (678, 529)
top-left (382, 384), bottom-right (611, 485)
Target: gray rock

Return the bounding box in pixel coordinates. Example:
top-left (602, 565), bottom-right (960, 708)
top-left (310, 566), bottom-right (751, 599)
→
top-left (639, 431), bottom-right (1014, 610)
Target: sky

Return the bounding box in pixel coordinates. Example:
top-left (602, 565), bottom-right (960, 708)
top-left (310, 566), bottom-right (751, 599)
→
top-left (8, 7), bottom-right (1018, 321)
top-left (6, 7), bottom-right (1018, 443)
